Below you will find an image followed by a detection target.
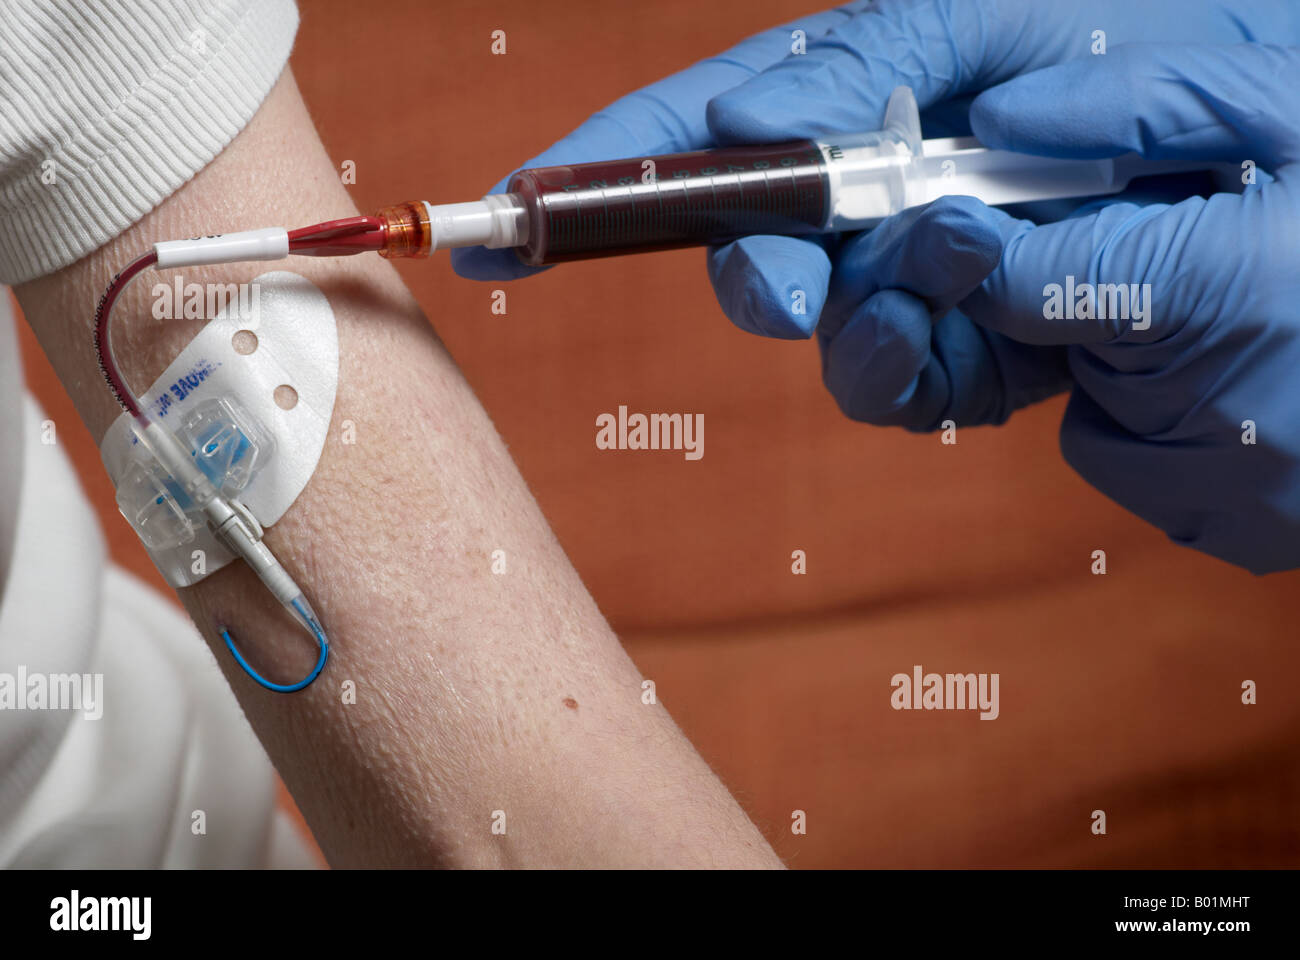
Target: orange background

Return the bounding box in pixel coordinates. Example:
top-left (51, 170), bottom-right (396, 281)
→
top-left (17, 0), bottom-right (1300, 867)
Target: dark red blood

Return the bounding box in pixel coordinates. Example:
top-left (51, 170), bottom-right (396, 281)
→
top-left (509, 140), bottom-right (828, 265)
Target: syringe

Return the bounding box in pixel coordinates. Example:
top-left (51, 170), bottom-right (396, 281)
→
top-left (375, 86), bottom-right (1222, 266)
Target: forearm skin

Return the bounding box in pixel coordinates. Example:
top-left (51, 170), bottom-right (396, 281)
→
top-left (15, 70), bottom-right (780, 869)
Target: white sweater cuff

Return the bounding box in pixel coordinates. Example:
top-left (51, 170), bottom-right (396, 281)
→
top-left (0, 0), bottom-right (299, 285)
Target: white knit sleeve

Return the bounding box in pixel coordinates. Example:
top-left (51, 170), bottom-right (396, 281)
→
top-left (0, 0), bottom-right (299, 285)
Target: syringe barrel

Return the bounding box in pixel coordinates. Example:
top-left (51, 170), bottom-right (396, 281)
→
top-left (442, 86), bottom-right (1207, 268)
top-left (507, 141), bottom-right (830, 265)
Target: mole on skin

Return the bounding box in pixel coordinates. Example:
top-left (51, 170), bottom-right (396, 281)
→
top-left (562, 697), bottom-right (578, 710)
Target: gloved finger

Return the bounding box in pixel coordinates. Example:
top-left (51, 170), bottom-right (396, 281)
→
top-left (957, 44), bottom-right (1300, 345)
top-left (706, 235), bottom-right (832, 339)
top-left (820, 196), bottom-right (1004, 423)
top-left (961, 178), bottom-right (1300, 346)
top-left (452, 3), bottom-right (864, 281)
top-left (823, 289), bottom-right (935, 424)
top-left (706, 195), bottom-right (996, 346)
top-left (705, 0), bottom-right (1285, 144)
top-left (822, 194), bottom-right (1004, 340)
top-left (824, 303), bottom-right (1070, 429)
top-left (970, 44), bottom-right (1300, 167)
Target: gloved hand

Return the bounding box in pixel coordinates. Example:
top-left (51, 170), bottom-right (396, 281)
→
top-left (452, 0), bottom-right (1078, 429)
top-left (454, 0), bottom-right (1291, 431)
top-left (700, 0), bottom-right (1294, 429)
top-left (899, 42), bottom-right (1300, 573)
top-left (454, 0), bottom-right (1300, 571)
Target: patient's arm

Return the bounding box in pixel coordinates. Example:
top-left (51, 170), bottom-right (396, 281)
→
top-left (14, 69), bottom-right (779, 868)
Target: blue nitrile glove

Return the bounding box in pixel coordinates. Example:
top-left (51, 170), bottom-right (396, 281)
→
top-left (454, 0), bottom-right (1295, 431)
top-left (807, 194), bottom-right (1069, 428)
top-left (875, 43), bottom-right (1300, 573)
top-left (701, 0), bottom-right (1297, 427)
